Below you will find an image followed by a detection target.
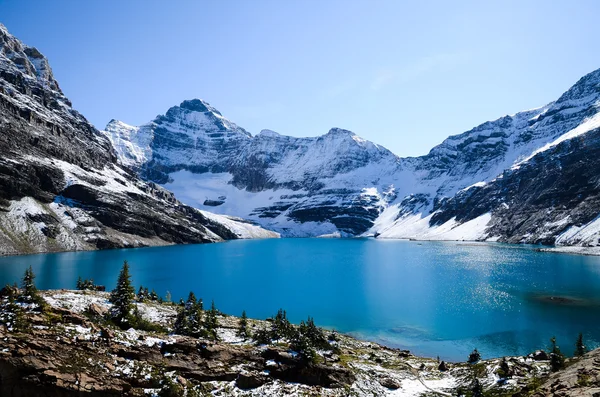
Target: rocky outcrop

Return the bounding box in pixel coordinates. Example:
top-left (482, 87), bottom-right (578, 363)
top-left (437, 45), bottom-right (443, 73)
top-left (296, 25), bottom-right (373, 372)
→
top-left (0, 295), bottom-right (356, 396)
top-left (0, 24), bottom-right (277, 256)
top-left (528, 349), bottom-right (600, 396)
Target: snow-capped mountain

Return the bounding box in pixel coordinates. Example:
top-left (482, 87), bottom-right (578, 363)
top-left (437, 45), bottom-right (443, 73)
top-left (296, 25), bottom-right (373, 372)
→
top-left (0, 24), bottom-right (277, 255)
top-left (105, 67), bottom-right (600, 247)
top-left (104, 101), bottom-right (401, 236)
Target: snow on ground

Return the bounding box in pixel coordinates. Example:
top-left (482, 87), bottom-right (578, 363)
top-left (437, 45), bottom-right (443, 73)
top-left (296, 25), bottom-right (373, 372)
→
top-left (375, 212), bottom-right (492, 241)
top-left (43, 290), bottom-right (111, 313)
top-left (136, 301), bottom-right (178, 326)
top-left (554, 213), bottom-right (600, 247)
top-left (199, 210), bottom-right (279, 239)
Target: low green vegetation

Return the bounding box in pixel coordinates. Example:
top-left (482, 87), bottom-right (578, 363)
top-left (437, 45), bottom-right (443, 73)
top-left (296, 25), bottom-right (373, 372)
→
top-left (76, 276), bottom-right (97, 291)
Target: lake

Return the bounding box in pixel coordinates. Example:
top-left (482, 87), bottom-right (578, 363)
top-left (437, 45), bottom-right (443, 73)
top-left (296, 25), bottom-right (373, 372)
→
top-left (1, 238), bottom-right (599, 362)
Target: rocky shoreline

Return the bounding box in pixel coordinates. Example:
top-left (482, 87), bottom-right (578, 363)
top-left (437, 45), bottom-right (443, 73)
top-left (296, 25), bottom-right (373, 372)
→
top-left (1, 289), bottom-right (597, 396)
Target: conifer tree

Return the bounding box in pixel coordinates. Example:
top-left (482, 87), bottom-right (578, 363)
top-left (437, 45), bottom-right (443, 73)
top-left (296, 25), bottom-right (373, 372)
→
top-left (549, 336), bottom-right (566, 372)
top-left (137, 286), bottom-right (150, 302)
top-left (187, 293), bottom-right (203, 336)
top-left (109, 261), bottom-right (135, 327)
top-left (304, 316), bottom-right (328, 349)
top-left (173, 292), bottom-right (204, 337)
top-left (471, 378), bottom-right (483, 397)
top-left (237, 310), bottom-right (250, 339)
top-left (575, 332), bottom-right (587, 357)
top-left (173, 306), bottom-right (190, 335)
top-left (497, 357), bottom-right (511, 379)
top-left (271, 308), bottom-right (293, 341)
top-left (203, 300), bottom-right (219, 340)
top-left (19, 266), bottom-right (45, 310)
top-left (468, 348), bottom-right (481, 364)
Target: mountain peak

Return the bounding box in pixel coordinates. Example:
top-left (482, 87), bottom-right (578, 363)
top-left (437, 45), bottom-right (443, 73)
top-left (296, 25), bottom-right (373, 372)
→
top-left (554, 67), bottom-right (600, 106)
top-left (326, 127), bottom-right (356, 136)
top-left (258, 129), bottom-right (280, 137)
top-left (0, 23), bottom-right (59, 92)
top-left (179, 99), bottom-right (222, 116)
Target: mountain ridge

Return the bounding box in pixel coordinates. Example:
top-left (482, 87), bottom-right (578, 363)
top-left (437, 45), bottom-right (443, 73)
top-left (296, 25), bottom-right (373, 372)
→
top-left (104, 67), bottom-right (600, 246)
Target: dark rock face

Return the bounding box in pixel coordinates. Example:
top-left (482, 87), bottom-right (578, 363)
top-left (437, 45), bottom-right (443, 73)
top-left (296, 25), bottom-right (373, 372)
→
top-left (0, 23), bottom-right (258, 255)
top-left (431, 127), bottom-right (600, 245)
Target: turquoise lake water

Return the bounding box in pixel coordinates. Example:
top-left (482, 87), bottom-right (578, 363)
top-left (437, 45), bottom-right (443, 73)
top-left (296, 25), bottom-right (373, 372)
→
top-left (1, 238), bottom-right (599, 361)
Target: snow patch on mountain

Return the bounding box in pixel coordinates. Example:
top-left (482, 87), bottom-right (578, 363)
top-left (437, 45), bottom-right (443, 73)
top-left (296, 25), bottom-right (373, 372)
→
top-left (198, 210), bottom-right (280, 239)
top-left (374, 212), bottom-right (492, 241)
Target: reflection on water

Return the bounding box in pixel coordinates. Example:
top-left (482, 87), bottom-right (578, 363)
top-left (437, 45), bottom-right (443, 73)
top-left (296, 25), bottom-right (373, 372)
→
top-left (0, 239), bottom-right (599, 361)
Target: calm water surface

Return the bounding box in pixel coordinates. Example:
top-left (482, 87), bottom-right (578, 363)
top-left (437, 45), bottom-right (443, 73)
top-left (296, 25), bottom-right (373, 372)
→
top-left (1, 238), bottom-right (599, 361)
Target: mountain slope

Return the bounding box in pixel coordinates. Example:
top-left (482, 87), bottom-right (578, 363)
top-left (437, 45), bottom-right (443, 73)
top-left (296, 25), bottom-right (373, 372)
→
top-left (104, 64), bottom-right (600, 246)
top-left (0, 24), bottom-right (277, 256)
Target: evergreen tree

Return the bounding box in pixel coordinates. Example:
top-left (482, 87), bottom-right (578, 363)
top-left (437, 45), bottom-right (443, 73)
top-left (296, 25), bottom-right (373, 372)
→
top-left (185, 292), bottom-right (197, 309)
top-left (173, 306), bottom-right (190, 335)
top-left (19, 266), bottom-right (45, 310)
top-left (271, 308), bottom-right (293, 341)
top-left (471, 378), bottom-right (483, 397)
top-left (304, 316), bottom-right (328, 349)
top-left (290, 320), bottom-right (317, 362)
top-left (77, 277), bottom-right (95, 290)
top-left (237, 310), bottom-right (250, 339)
top-left (21, 266), bottom-right (36, 298)
top-left (109, 261), bottom-right (135, 327)
top-left (0, 284), bottom-right (29, 331)
top-left (253, 325), bottom-right (271, 345)
top-left (137, 286), bottom-right (150, 302)
top-left (549, 336), bottom-right (566, 372)
top-left (497, 357), bottom-right (511, 379)
top-left (202, 300), bottom-right (219, 340)
top-left (468, 348), bottom-right (481, 364)
top-left (575, 332), bottom-right (587, 357)
top-left (173, 292), bottom-right (205, 337)
top-left (186, 293), bottom-right (203, 336)
top-left (150, 289), bottom-right (159, 301)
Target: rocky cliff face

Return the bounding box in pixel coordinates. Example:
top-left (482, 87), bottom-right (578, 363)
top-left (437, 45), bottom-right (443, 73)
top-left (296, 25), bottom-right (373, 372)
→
top-left (0, 24), bottom-right (277, 256)
top-left (105, 67), bottom-right (600, 245)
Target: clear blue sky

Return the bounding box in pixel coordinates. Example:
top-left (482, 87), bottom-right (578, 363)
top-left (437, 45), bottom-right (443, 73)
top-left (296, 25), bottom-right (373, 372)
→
top-left (1, 0), bottom-right (599, 156)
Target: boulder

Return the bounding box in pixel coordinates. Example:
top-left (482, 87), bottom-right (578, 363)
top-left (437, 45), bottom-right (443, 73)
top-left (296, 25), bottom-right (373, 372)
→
top-left (236, 372), bottom-right (270, 389)
top-left (87, 303), bottom-right (108, 316)
top-left (379, 377), bottom-right (401, 389)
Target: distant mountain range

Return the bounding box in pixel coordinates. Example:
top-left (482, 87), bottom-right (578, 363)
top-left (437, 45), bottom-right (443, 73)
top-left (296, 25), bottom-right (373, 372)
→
top-left (104, 67), bottom-right (600, 248)
top-left (0, 23), bottom-right (277, 255)
top-left (2, 21), bottom-right (600, 256)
